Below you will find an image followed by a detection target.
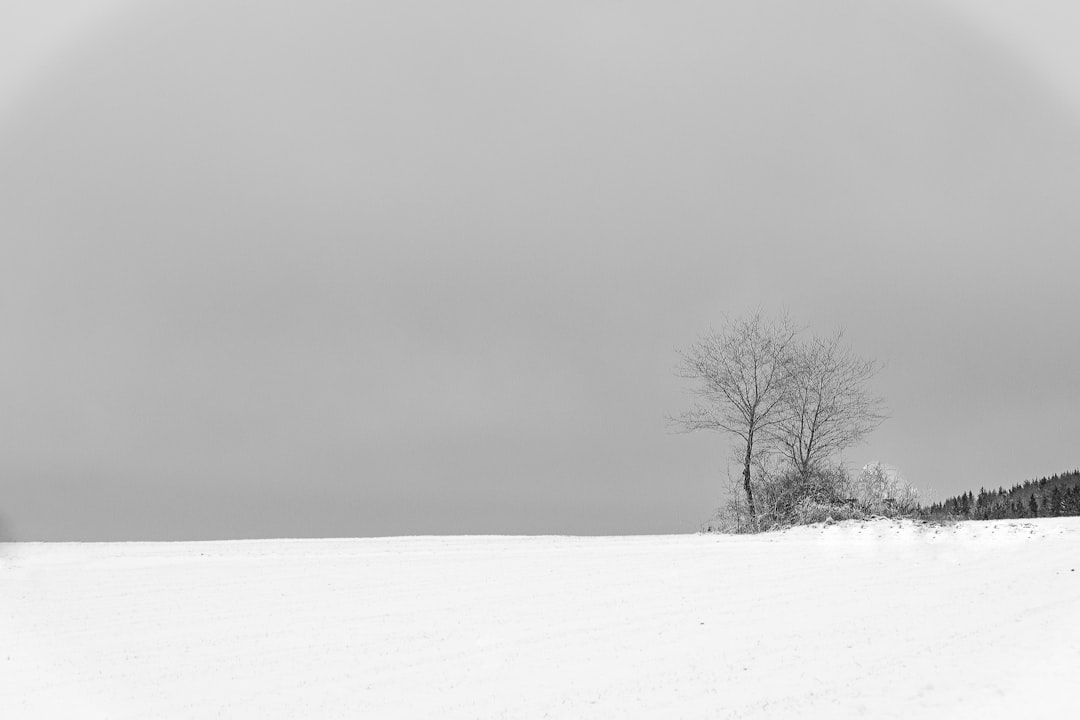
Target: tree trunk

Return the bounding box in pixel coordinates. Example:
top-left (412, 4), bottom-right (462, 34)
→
top-left (742, 434), bottom-right (757, 530)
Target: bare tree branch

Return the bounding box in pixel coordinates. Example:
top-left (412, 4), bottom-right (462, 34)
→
top-left (769, 330), bottom-right (887, 480)
top-left (670, 313), bottom-right (798, 528)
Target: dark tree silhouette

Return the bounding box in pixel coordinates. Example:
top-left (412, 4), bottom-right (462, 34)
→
top-left (923, 471), bottom-right (1080, 521)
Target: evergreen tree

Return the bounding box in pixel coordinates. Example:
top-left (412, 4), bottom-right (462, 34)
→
top-left (1050, 486), bottom-right (1063, 517)
top-left (922, 469), bottom-right (1080, 521)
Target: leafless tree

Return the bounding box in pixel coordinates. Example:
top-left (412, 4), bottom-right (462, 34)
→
top-left (671, 313), bottom-right (797, 529)
top-left (771, 331), bottom-right (886, 481)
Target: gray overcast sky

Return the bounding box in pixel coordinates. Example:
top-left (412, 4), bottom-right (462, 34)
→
top-left (2, 0), bottom-right (1079, 540)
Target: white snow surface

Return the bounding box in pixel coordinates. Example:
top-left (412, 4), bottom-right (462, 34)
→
top-left (3, 518), bottom-right (1079, 719)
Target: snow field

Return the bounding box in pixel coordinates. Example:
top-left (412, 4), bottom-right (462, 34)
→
top-left (2, 518), bottom-right (1078, 718)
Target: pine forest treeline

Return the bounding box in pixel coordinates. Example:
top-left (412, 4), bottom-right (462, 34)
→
top-left (923, 470), bottom-right (1080, 520)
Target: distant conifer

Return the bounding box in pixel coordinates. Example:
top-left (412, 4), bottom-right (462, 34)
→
top-left (1050, 487), bottom-right (1063, 517)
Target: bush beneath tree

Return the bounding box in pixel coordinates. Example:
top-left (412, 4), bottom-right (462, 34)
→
top-left (706, 462), bottom-right (922, 533)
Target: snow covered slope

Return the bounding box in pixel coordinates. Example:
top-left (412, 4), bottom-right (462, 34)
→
top-left (2, 518), bottom-right (1078, 718)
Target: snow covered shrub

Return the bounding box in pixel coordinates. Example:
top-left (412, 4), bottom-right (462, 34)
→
top-left (704, 482), bottom-right (759, 533)
top-left (709, 461), bottom-right (921, 532)
top-left (754, 464), bottom-right (862, 530)
top-left (702, 505), bottom-right (749, 534)
top-left (787, 497), bottom-right (865, 525)
top-left (847, 462), bottom-right (920, 516)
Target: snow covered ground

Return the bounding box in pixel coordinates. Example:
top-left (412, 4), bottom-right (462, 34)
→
top-left (2, 518), bottom-right (1078, 719)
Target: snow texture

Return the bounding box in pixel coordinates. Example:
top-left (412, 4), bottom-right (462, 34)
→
top-left (2, 518), bottom-right (1078, 718)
